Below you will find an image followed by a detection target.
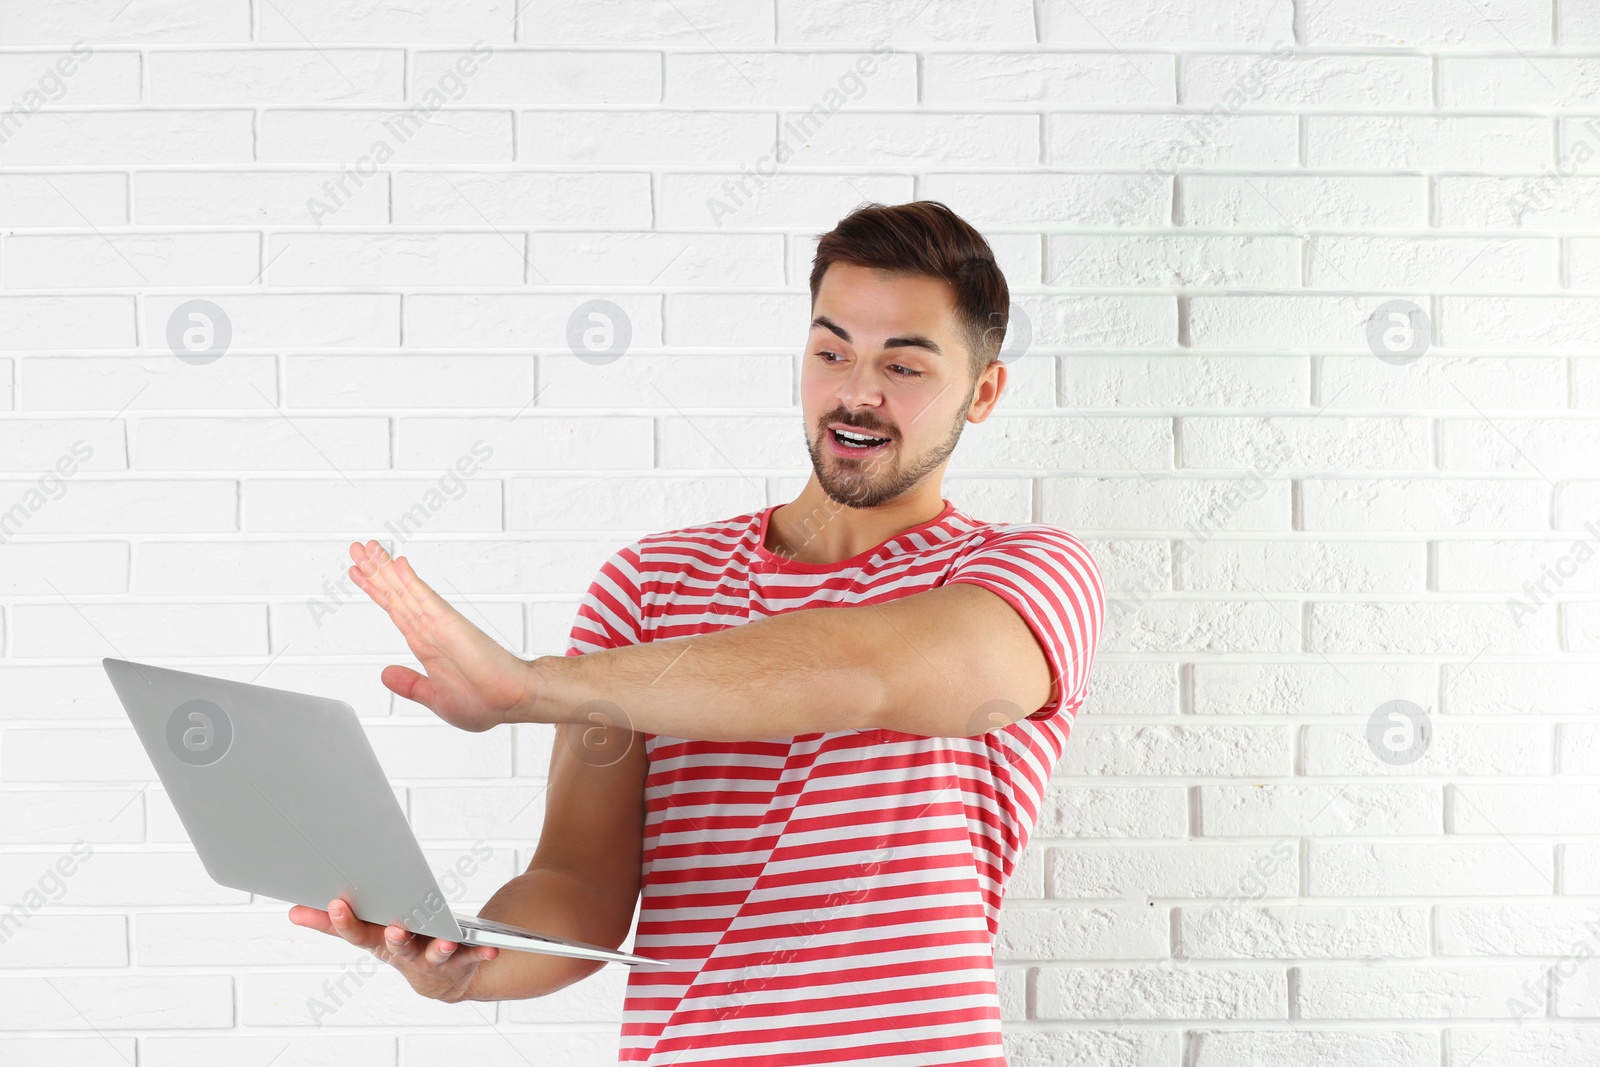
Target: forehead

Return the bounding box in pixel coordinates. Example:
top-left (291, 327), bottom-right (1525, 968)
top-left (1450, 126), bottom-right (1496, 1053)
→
top-left (813, 262), bottom-right (959, 339)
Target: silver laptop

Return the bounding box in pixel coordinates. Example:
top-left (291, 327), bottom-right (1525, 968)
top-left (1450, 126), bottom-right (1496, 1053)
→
top-left (102, 657), bottom-right (665, 968)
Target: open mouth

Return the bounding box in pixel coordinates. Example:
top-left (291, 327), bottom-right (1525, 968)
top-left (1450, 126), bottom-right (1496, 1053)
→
top-left (830, 427), bottom-right (893, 454)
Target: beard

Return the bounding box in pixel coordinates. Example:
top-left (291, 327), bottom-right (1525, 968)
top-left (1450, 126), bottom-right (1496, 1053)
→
top-left (804, 385), bottom-right (975, 510)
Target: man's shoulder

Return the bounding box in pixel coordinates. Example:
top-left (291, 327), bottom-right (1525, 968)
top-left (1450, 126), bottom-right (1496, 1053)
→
top-left (622, 509), bottom-right (764, 569)
top-left (946, 516), bottom-right (1096, 559)
top-left (942, 515), bottom-right (1104, 599)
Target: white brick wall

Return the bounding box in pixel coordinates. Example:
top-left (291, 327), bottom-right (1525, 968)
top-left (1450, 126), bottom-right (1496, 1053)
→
top-left (0, 1), bottom-right (1596, 1065)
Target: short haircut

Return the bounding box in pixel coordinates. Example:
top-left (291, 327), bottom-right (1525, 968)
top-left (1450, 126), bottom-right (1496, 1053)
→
top-left (809, 200), bottom-right (1011, 382)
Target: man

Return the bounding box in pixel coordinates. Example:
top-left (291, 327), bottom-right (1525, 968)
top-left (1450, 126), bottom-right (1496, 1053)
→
top-left (289, 200), bottom-right (1105, 1065)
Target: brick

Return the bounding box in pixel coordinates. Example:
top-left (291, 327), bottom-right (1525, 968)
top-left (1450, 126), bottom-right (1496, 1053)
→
top-left (931, 52), bottom-right (1175, 105)
top-left (0, 1), bottom-right (249, 43)
top-left (1298, 962), bottom-right (1549, 1018)
top-left (1182, 53), bottom-right (1430, 108)
top-left (1056, 724), bottom-right (1290, 776)
top-left (1303, 0), bottom-right (1549, 44)
top-left (1181, 174), bottom-right (1426, 229)
top-left (0, 976), bottom-right (231, 1028)
top-left (1048, 234), bottom-right (1299, 288)
top-left (416, 50), bottom-right (659, 103)
top-left (1199, 783), bottom-right (1441, 836)
top-left (1038, 0), bottom-right (1289, 44)
top-left (1178, 904), bottom-right (1429, 959)
top-left (258, 0), bottom-right (513, 42)
top-left (710, 50), bottom-right (951, 106)
top-left (1178, 540), bottom-right (1425, 593)
top-left (137, 170), bottom-right (391, 225)
top-left (1191, 1030), bottom-right (1436, 1067)
top-left (4, 233), bottom-right (260, 289)
top-left (0, 111), bottom-right (253, 164)
top-left (1309, 843), bottom-right (1554, 896)
top-left (782, 0), bottom-right (1033, 43)
top-left (1036, 965), bottom-right (1286, 1020)
top-left (148, 49), bottom-right (403, 103)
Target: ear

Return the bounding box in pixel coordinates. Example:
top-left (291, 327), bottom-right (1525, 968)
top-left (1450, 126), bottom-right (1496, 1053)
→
top-left (965, 360), bottom-right (1006, 424)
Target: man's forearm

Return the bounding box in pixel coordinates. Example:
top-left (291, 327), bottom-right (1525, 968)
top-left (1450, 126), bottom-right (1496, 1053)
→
top-left (460, 866), bottom-right (630, 1001)
top-left (517, 605), bottom-right (886, 741)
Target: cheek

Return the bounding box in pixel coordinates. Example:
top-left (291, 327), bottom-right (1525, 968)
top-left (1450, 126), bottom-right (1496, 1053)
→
top-left (798, 375), bottom-right (834, 416)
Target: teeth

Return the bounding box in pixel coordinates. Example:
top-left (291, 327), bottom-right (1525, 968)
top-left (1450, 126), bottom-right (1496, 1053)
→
top-left (836, 429), bottom-right (885, 445)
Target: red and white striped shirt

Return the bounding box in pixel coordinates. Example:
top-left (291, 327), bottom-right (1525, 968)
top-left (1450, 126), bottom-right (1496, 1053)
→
top-left (563, 497), bottom-right (1105, 1065)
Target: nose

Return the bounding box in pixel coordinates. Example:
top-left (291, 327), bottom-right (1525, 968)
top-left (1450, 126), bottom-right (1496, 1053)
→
top-left (833, 359), bottom-right (884, 419)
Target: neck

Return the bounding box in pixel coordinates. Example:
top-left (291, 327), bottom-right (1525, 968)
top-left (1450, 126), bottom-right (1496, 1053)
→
top-left (765, 477), bottom-right (947, 565)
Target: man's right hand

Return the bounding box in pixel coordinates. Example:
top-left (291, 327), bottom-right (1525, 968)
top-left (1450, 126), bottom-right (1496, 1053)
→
top-left (288, 897), bottom-right (499, 1004)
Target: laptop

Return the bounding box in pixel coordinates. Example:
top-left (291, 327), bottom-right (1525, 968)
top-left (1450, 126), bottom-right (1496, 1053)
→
top-left (102, 657), bottom-right (665, 968)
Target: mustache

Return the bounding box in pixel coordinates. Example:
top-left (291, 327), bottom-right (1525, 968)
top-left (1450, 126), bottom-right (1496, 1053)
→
top-left (825, 418), bottom-right (894, 438)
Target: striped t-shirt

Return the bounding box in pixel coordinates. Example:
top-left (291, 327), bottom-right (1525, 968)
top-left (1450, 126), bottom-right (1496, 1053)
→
top-left (563, 497), bottom-right (1105, 1065)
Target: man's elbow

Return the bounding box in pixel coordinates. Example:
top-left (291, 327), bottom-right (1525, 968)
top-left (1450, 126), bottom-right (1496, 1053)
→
top-left (860, 649), bottom-right (968, 738)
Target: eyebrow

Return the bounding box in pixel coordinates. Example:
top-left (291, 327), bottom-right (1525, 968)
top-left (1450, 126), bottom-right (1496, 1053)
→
top-left (811, 315), bottom-right (944, 358)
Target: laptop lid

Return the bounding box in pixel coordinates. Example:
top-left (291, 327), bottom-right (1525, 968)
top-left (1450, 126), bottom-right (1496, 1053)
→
top-left (103, 657), bottom-right (467, 941)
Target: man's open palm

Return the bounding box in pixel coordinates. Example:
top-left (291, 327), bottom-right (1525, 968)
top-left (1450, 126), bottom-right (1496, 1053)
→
top-left (347, 540), bottom-right (532, 732)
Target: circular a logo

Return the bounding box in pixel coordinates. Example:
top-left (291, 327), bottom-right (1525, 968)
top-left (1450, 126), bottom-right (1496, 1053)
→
top-left (166, 699), bottom-right (234, 766)
top-left (563, 699), bottom-right (635, 768)
top-left (1365, 698), bottom-right (1432, 766)
top-left (965, 698), bottom-right (1022, 737)
top-left (963, 699), bottom-right (1030, 767)
top-left (566, 299), bottom-right (632, 366)
top-left (1365, 299), bottom-right (1430, 366)
top-left (166, 299), bottom-right (233, 366)
top-left (987, 302), bottom-right (1033, 365)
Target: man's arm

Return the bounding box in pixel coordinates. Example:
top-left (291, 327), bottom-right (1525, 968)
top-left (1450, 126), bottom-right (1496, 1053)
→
top-left (519, 582), bottom-right (1056, 741)
top-left (458, 717), bottom-right (648, 1001)
top-left (339, 532), bottom-right (1097, 744)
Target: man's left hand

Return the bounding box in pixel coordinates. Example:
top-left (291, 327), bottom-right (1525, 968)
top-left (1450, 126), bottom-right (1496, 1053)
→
top-left (346, 539), bottom-right (533, 732)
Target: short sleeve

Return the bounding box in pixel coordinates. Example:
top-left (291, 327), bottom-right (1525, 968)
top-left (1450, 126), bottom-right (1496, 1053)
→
top-left (565, 540), bottom-right (646, 657)
top-left (943, 524), bottom-right (1105, 721)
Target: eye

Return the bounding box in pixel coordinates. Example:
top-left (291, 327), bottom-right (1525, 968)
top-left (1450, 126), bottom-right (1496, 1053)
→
top-left (816, 350), bottom-right (921, 377)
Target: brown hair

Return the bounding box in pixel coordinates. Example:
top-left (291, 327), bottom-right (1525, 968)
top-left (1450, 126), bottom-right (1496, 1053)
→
top-left (808, 200), bottom-right (1010, 383)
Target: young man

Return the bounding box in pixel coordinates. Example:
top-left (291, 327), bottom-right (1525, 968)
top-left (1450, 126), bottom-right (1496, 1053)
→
top-left (289, 200), bottom-right (1105, 1065)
